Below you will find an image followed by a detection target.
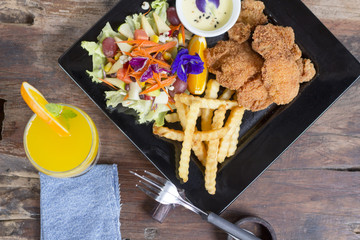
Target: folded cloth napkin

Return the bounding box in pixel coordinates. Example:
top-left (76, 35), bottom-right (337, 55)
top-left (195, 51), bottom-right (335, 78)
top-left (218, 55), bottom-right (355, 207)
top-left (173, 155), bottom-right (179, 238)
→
top-left (40, 164), bottom-right (121, 240)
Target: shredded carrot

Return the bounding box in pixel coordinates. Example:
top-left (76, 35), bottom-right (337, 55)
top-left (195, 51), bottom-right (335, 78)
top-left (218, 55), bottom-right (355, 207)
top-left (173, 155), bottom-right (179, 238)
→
top-left (143, 41), bottom-right (177, 54)
top-left (98, 78), bottom-right (117, 89)
top-left (144, 7), bottom-right (152, 16)
top-left (152, 73), bottom-right (171, 98)
top-left (122, 51), bottom-right (132, 56)
top-left (166, 103), bottom-right (174, 112)
top-left (168, 97), bottom-right (175, 104)
top-left (170, 24), bottom-right (181, 33)
top-left (124, 63), bottom-right (131, 81)
top-left (139, 75), bottom-right (176, 95)
top-left (123, 93), bottom-right (129, 101)
top-left (144, 78), bottom-right (157, 84)
top-left (151, 58), bottom-right (170, 68)
top-left (180, 24), bottom-right (186, 45)
top-left (117, 40), bottom-right (159, 47)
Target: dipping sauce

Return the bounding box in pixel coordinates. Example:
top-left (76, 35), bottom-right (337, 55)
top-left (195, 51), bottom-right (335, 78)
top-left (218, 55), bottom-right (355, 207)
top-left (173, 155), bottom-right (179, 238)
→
top-left (182, 0), bottom-right (233, 31)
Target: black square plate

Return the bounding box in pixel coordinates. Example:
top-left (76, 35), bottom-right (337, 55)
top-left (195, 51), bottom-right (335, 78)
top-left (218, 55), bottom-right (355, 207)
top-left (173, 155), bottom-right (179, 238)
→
top-left (59, 0), bottom-right (360, 214)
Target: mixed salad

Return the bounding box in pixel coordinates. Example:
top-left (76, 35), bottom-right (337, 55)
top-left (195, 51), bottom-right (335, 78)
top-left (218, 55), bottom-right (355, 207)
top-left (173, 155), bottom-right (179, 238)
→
top-left (82, 0), bottom-right (206, 126)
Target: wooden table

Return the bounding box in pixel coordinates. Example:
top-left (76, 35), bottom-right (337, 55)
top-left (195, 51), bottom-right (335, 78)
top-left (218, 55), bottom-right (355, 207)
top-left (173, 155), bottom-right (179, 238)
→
top-left (1, 0), bottom-right (359, 239)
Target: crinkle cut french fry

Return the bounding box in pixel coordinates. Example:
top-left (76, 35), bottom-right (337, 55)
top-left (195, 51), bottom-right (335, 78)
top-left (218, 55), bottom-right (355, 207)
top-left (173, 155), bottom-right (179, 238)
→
top-left (153, 125), bottom-right (230, 142)
top-left (179, 102), bottom-right (201, 182)
top-left (165, 112), bottom-right (180, 123)
top-left (205, 105), bottom-right (226, 195)
top-left (152, 128), bottom-right (207, 165)
top-left (217, 107), bottom-right (245, 163)
top-left (178, 93), bottom-right (238, 110)
top-left (165, 112), bottom-right (201, 123)
top-left (227, 125), bottom-right (240, 157)
top-left (219, 89), bottom-right (235, 100)
top-left (193, 141), bottom-right (207, 166)
top-left (174, 95), bottom-right (187, 129)
top-left (153, 126), bottom-right (184, 141)
top-left (201, 79), bottom-right (220, 131)
top-left (173, 96), bottom-right (207, 162)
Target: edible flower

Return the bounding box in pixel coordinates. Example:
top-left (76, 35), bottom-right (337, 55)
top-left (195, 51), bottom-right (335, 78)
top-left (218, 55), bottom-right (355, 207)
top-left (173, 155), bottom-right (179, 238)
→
top-left (129, 57), bottom-right (148, 72)
top-left (171, 48), bottom-right (204, 82)
top-left (196, 0), bottom-right (219, 13)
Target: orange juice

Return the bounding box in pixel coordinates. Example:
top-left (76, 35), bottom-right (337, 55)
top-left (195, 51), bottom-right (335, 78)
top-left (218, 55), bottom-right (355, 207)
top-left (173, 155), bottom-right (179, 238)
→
top-left (24, 104), bottom-right (99, 177)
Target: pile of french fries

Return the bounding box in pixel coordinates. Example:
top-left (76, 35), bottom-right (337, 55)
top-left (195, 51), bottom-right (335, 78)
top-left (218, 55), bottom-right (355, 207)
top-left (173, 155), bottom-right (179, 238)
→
top-left (153, 80), bottom-right (245, 194)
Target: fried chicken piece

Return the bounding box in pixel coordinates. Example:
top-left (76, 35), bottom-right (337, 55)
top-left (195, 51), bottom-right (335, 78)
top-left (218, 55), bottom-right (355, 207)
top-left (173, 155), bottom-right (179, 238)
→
top-left (204, 40), bottom-right (235, 69)
top-left (204, 41), bottom-right (264, 90)
top-left (262, 57), bottom-right (300, 105)
top-left (291, 44), bottom-right (302, 60)
top-left (228, 22), bottom-right (251, 44)
top-left (238, 0), bottom-right (268, 29)
top-left (237, 74), bottom-right (272, 111)
top-left (296, 58), bottom-right (316, 83)
top-left (252, 24), bottom-right (296, 59)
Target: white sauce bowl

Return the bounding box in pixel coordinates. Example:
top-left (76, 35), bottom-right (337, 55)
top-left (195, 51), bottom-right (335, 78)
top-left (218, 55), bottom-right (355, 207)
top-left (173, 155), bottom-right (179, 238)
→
top-left (176, 0), bottom-right (241, 37)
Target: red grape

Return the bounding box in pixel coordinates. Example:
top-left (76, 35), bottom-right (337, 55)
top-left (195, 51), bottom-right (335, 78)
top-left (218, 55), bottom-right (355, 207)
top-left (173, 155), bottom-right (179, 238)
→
top-left (169, 77), bottom-right (187, 98)
top-left (102, 37), bottom-right (118, 58)
top-left (167, 7), bottom-right (181, 26)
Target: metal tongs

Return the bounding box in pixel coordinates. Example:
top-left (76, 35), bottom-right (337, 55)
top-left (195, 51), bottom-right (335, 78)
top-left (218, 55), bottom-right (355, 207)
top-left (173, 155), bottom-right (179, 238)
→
top-left (130, 170), bottom-right (261, 240)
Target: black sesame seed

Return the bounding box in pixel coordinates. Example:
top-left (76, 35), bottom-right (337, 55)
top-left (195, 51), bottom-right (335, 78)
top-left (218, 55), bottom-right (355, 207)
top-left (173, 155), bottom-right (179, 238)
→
top-left (216, 21), bottom-right (219, 24)
top-left (224, 12), bottom-right (227, 14)
top-left (214, 25), bottom-right (217, 28)
top-left (203, 13), bottom-right (205, 17)
top-left (199, 15), bottom-right (201, 19)
top-left (206, 16), bottom-right (210, 19)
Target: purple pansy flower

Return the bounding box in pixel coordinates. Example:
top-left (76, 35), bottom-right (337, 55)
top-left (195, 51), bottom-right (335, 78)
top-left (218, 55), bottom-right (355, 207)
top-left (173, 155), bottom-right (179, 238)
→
top-left (171, 48), bottom-right (204, 82)
top-left (196, 0), bottom-right (220, 13)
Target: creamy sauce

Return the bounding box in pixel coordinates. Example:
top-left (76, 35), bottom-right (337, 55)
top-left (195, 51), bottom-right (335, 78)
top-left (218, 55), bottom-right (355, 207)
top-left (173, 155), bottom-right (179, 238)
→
top-left (182, 0), bottom-right (232, 31)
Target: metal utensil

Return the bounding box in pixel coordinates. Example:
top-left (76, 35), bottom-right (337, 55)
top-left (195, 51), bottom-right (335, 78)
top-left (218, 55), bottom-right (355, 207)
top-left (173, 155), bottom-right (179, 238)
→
top-left (130, 170), bottom-right (261, 240)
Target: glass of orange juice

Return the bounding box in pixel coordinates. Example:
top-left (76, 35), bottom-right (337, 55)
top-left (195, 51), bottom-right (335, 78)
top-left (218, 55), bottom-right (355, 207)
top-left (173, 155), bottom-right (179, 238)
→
top-left (21, 82), bottom-right (100, 178)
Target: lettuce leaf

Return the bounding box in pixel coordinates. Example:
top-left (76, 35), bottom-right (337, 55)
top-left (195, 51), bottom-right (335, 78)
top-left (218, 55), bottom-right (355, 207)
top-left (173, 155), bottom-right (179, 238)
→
top-left (105, 90), bottom-right (173, 126)
top-left (81, 41), bottom-right (106, 83)
top-left (151, 0), bottom-right (169, 21)
top-left (97, 22), bottom-right (121, 42)
top-left (125, 13), bottom-right (141, 32)
top-left (82, 23), bottom-right (121, 82)
top-left (105, 89), bottom-right (127, 108)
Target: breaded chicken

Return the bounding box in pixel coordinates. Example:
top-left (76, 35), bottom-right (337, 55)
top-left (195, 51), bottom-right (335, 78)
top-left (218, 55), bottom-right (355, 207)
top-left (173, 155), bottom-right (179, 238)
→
top-left (252, 24), bottom-right (296, 59)
top-left (296, 58), bottom-right (316, 83)
top-left (236, 74), bottom-right (272, 111)
top-left (291, 44), bottom-right (302, 60)
top-left (262, 56), bottom-right (300, 105)
top-left (228, 22), bottom-right (251, 44)
top-left (238, 0), bottom-right (268, 29)
top-left (204, 41), bottom-right (264, 90)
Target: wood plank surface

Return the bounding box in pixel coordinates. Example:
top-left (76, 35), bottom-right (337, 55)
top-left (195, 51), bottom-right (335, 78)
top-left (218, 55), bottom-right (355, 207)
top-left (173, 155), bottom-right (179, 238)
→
top-left (0, 0), bottom-right (359, 239)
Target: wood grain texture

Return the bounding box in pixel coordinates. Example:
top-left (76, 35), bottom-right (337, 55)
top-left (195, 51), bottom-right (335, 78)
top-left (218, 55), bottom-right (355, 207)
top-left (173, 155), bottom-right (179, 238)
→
top-left (0, 0), bottom-right (359, 239)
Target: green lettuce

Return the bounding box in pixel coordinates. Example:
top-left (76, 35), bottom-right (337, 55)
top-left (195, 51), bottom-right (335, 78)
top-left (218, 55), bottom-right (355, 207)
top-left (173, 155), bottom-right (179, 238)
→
top-left (97, 22), bottom-right (121, 42)
top-left (151, 0), bottom-right (169, 21)
top-left (82, 23), bottom-right (121, 82)
top-left (105, 90), bottom-right (173, 126)
top-left (81, 41), bottom-right (106, 83)
top-left (125, 13), bottom-right (141, 32)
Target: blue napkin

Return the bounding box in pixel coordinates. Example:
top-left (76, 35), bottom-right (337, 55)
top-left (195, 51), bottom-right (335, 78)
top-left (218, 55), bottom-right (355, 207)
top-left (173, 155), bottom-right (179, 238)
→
top-left (40, 164), bottom-right (121, 240)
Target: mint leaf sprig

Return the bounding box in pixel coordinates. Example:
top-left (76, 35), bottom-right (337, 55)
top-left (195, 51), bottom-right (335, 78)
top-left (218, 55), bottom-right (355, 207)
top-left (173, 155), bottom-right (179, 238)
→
top-left (45, 103), bottom-right (77, 130)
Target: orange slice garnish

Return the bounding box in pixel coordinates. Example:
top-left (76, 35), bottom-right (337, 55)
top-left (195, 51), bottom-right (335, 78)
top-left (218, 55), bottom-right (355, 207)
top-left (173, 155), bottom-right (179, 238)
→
top-left (21, 82), bottom-right (70, 137)
top-left (187, 35), bottom-right (208, 95)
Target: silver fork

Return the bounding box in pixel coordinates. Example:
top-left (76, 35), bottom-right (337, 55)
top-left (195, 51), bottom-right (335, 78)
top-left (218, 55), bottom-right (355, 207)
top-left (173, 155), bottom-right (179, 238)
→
top-left (130, 170), bottom-right (261, 240)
